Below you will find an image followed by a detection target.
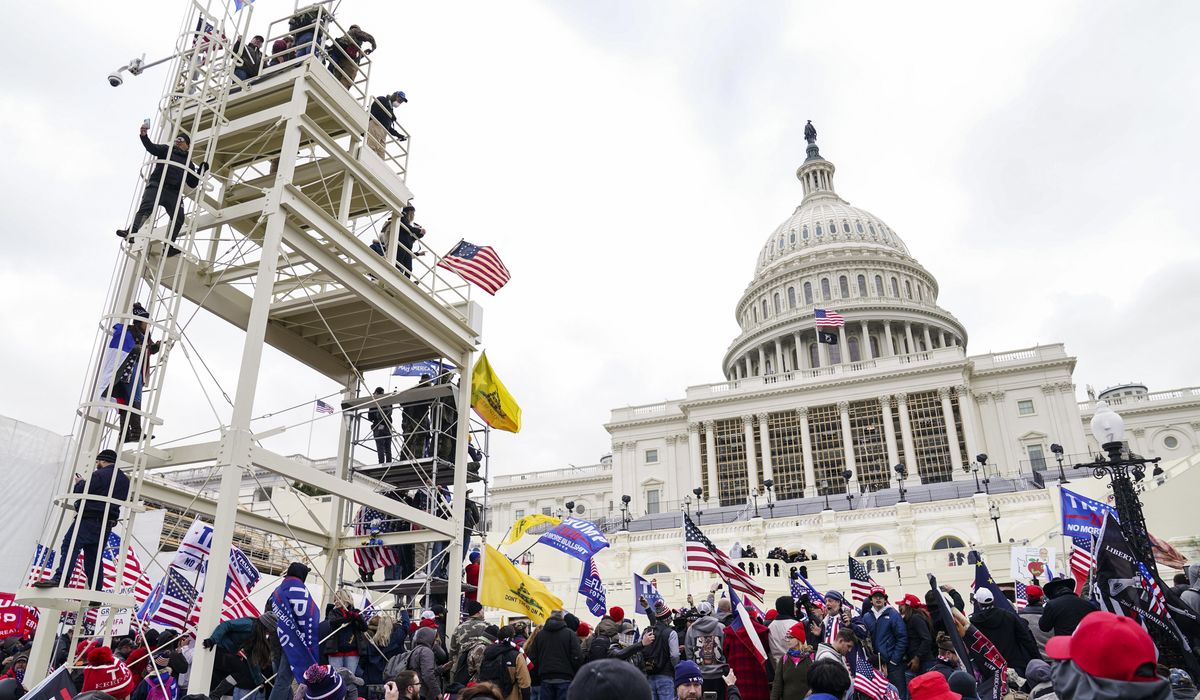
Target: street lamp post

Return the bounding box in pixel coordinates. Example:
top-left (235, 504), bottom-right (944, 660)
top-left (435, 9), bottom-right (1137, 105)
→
top-left (894, 464), bottom-right (907, 503)
top-left (763, 478), bottom-right (776, 517)
top-left (820, 479), bottom-right (831, 511)
top-left (964, 454), bottom-right (987, 493)
top-left (989, 502), bottom-right (1002, 543)
top-left (842, 469), bottom-right (854, 510)
top-left (750, 488), bottom-right (760, 518)
top-left (693, 487), bottom-right (704, 517)
top-left (684, 494), bottom-right (692, 517)
top-left (1050, 443), bottom-right (1068, 484)
top-left (620, 494), bottom-right (631, 531)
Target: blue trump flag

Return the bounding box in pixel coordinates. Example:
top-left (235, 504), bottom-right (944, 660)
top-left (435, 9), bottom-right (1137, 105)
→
top-left (579, 557), bottom-right (607, 617)
top-left (1060, 487), bottom-right (1117, 538)
top-left (633, 573), bottom-right (662, 614)
top-left (272, 574), bottom-right (319, 680)
top-left (536, 517), bottom-right (610, 563)
top-left (971, 552), bottom-right (1016, 614)
top-left (393, 360), bottom-right (455, 377)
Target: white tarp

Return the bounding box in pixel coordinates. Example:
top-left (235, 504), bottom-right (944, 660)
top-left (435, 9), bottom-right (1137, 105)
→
top-left (0, 415), bottom-right (74, 591)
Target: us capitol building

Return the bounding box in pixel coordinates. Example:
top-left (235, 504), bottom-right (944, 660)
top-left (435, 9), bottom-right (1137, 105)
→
top-left (488, 131), bottom-right (1200, 605)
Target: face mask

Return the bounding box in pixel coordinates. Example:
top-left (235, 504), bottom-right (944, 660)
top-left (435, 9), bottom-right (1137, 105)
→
top-left (392, 101), bottom-right (403, 110)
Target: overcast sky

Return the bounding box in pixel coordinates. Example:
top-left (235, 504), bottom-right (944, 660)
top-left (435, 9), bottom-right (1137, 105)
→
top-left (1, 1), bottom-right (1198, 478)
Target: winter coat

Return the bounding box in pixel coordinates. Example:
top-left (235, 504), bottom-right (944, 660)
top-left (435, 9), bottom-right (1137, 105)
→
top-left (585, 617), bottom-right (622, 663)
top-left (723, 620), bottom-right (770, 700)
top-left (325, 605), bottom-right (367, 655)
top-left (683, 614), bottom-right (727, 679)
top-left (768, 653), bottom-right (811, 700)
top-left (1180, 563), bottom-right (1200, 614)
top-left (408, 627), bottom-right (443, 700)
top-left (360, 627), bottom-right (404, 685)
top-left (524, 616), bottom-right (581, 682)
top-left (969, 606), bottom-right (1039, 676)
top-left (449, 616), bottom-right (492, 678)
top-left (1018, 604), bottom-right (1052, 657)
top-left (1038, 592), bottom-right (1097, 637)
top-left (1029, 680), bottom-right (1058, 699)
top-left (477, 643), bottom-right (530, 700)
top-left (863, 606), bottom-right (907, 665)
top-left (813, 643), bottom-right (846, 670)
top-left (370, 97), bottom-right (404, 139)
top-left (140, 134), bottom-right (201, 193)
top-left (1050, 659), bottom-right (1170, 700)
top-left (766, 618), bottom-right (796, 667)
top-left (903, 612), bottom-right (934, 666)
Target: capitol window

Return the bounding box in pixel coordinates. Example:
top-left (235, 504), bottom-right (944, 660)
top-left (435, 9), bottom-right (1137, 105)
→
top-left (515, 509), bottom-right (525, 519)
top-left (645, 449), bottom-right (659, 464)
top-left (857, 275), bottom-right (868, 296)
top-left (542, 507), bottom-right (552, 515)
top-left (787, 287), bottom-right (797, 309)
top-left (779, 238), bottom-right (785, 250)
top-left (790, 230), bottom-right (796, 243)
top-left (1017, 399), bottom-right (1035, 416)
top-left (874, 275), bottom-right (884, 296)
top-left (839, 276), bottom-right (850, 298)
top-left (856, 543), bottom-right (887, 556)
top-left (905, 280), bottom-right (913, 299)
top-left (856, 221), bottom-right (864, 233)
top-left (843, 221), bottom-right (851, 233)
top-left (816, 224), bottom-right (823, 236)
top-left (804, 282), bottom-right (813, 305)
top-left (762, 299), bottom-right (768, 318)
top-left (802, 226), bottom-right (809, 240)
top-left (644, 562), bottom-right (671, 575)
top-left (1164, 435), bottom-right (1179, 449)
top-left (646, 489), bottom-right (661, 514)
top-left (869, 224), bottom-right (877, 236)
top-left (830, 221), bottom-right (837, 235)
top-left (932, 536), bottom-right (965, 550)
top-left (821, 278), bottom-right (831, 301)
top-left (890, 277), bottom-right (900, 297)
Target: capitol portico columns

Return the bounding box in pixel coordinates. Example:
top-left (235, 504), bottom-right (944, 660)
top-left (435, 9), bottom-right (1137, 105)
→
top-left (756, 413), bottom-right (774, 484)
top-left (861, 321), bottom-right (873, 360)
top-left (687, 422), bottom-right (703, 492)
top-left (797, 407), bottom-right (817, 497)
top-left (922, 326), bottom-right (933, 352)
top-left (896, 392), bottom-right (919, 473)
top-left (904, 322), bottom-right (915, 355)
top-left (703, 421), bottom-right (718, 505)
top-left (879, 396), bottom-right (901, 481)
top-left (742, 415), bottom-right (759, 495)
top-left (774, 341), bottom-right (784, 375)
top-left (954, 385), bottom-right (981, 461)
top-left (884, 323), bottom-right (895, 357)
top-left (794, 331), bottom-right (806, 370)
top-left (938, 387), bottom-right (964, 472)
top-left (837, 401), bottom-right (859, 490)
top-left (758, 347), bottom-right (766, 376)
top-left (838, 327), bottom-right (849, 364)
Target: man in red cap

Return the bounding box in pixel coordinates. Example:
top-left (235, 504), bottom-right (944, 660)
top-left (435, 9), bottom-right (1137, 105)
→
top-left (863, 586), bottom-right (908, 699)
top-left (1017, 585), bottom-right (1051, 657)
top-left (907, 671), bottom-right (961, 700)
top-left (898, 594), bottom-right (935, 678)
top-left (1045, 610), bottom-right (1170, 699)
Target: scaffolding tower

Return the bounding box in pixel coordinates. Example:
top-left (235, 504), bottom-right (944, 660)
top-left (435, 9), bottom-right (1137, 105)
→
top-left (18, 1), bottom-right (483, 692)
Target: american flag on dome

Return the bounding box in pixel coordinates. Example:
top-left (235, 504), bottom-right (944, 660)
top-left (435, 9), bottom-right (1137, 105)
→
top-left (848, 556), bottom-right (878, 605)
top-left (437, 241), bottom-right (511, 295)
top-left (353, 506), bottom-right (399, 574)
top-left (1014, 581), bottom-right (1028, 612)
top-left (315, 399), bottom-right (335, 415)
top-left (1069, 535), bottom-right (1096, 595)
top-left (814, 309), bottom-right (845, 327)
top-left (682, 514), bottom-right (764, 600)
top-left (852, 651), bottom-right (898, 700)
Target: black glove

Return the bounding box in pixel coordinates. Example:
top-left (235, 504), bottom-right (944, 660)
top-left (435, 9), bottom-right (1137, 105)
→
top-left (202, 638), bottom-right (216, 651)
top-left (199, 161), bottom-right (210, 173)
top-left (396, 134), bottom-right (407, 142)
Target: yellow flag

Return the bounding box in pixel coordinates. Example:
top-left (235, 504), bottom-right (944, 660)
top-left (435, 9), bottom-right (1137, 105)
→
top-left (502, 513), bottom-right (561, 545)
top-left (471, 351), bottom-right (522, 433)
top-left (480, 544), bottom-right (562, 624)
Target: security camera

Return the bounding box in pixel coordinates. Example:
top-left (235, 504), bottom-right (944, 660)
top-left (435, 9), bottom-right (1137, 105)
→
top-left (108, 72), bottom-right (124, 87)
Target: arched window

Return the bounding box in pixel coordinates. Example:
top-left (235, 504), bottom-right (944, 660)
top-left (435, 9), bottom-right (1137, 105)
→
top-left (932, 536), bottom-right (966, 550)
top-left (773, 293), bottom-right (781, 314)
top-left (848, 337), bottom-right (861, 362)
top-left (856, 221), bottom-right (864, 233)
top-left (904, 280), bottom-right (913, 299)
top-left (803, 282), bottom-right (813, 305)
top-left (643, 562), bottom-right (671, 575)
top-left (890, 277), bottom-right (900, 297)
top-left (857, 275), bottom-right (868, 296)
top-left (829, 221), bottom-right (837, 236)
top-left (917, 284), bottom-right (924, 301)
top-left (856, 544), bottom-right (887, 557)
top-left (874, 275), bottom-right (884, 296)
top-left (809, 344), bottom-right (820, 367)
top-left (869, 224), bottom-right (877, 236)
top-left (830, 344), bottom-right (841, 363)
top-left (802, 226), bottom-right (809, 240)
top-left (778, 238), bottom-right (785, 250)
top-left (821, 278), bottom-right (831, 301)
top-left (787, 287), bottom-right (797, 309)
top-left (869, 336), bottom-right (880, 357)
top-left (815, 224), bottom-right (823, 236)
top-left (752, 307), bottom-right (758, 323)
top-left (838, 276), bottom-right (850, 298)
top-left (843, 221), bottom-right (851, 233)
top-left (762, 299), bottom-right (768, 318)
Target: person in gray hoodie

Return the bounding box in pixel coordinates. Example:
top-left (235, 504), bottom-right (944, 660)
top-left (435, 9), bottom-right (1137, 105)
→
top-left (1046, 611), bottom-right (1170, 700)
top-left (407, 627), bottom-right (443, 700)
top-left (683, 602), bottom-right (728, 700)
top-left (1181, 563), bottom-right (1200, 615)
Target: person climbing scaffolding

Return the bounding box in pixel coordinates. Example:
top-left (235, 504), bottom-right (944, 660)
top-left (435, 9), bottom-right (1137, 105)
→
top-left (116, 122), bottom-right (207, 257)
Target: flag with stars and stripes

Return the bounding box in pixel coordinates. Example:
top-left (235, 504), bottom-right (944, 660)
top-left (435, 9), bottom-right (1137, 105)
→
top-left (814, 309), bottom-right (845, 327)
top-left (682, 513), bottom-right (764, 601)
top-left (25, 544), bottom-right (56, 587)
top-left (352, 506), bottom-right (399, 574)
top-left (1138, 563), bottom-right (1167, 617)
top-left (1069, 535), bottom-right (1096, 594)
top-left (316, 399), bottom-right (336, 415)
top-left (101, 533), bottom-right (153, 604)
top-left (851, 650), bottom-right (898, 700)
top-left (791, 572), bottom-right (824, 605)
top-left (848, 556), bottom-right (878, 605)
top-left (437, 241), bottom-right (511, 295)
top-left (149, 569), bottom-right (199, 631)
top-left (362, 594), bottom-right (377, 621)
top-left (579, 557), bottom-right (608, 618)
top-left (1014, 581), bottom-right (1028, 611)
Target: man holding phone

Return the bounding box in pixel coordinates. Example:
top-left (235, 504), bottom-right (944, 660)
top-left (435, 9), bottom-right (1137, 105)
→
top-left (674, 661), bottom-right (742, 700)
top-left (116, 122), bottom-right (208, 257)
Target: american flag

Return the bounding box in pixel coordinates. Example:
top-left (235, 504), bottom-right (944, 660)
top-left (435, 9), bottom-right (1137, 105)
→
top-left (26, 544), bottom-right (56, 587)
top-left (852, 651), bottom-right (897, 700)
top-left (189, 573), bottom-right (260, 627)
top-left (848, 556), bottom-right (878, 605)
top-left (68, 554), bottom-right (91, 590)
top-left (682, 514), bottom-right (764, 600)
top-left (353, 506), bottom-right (399, 573)
top-left (1014, 581), bottom-right (1027, 611)
top-left (101, 533), bottom-right (153, 604)
top-left (437, 241), bottom-right (511, 295)
top-left (792, 573), bottom-right (824, 605)
top-left (1069, 535), bottom-right (1096, 594)
top-left (824, 610), bottom-right (842, 643)
top-left (814, 309), bottom-right (845, 327)
top-left (1138, 563), bottom-right (1168, 617)
top-left (727, 588), bottom-right (768, 665)
top-left (362, 594), bottom-right (377, 621)
top-left (150, 569), bottom-right (199, 631)
top-left (316, 399), bottom-right (336, 415)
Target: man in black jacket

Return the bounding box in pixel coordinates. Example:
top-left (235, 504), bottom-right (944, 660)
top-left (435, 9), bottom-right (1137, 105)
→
top-left (1038, 577), bottom-right (1097, 637)
top-left (117, 122), bottom-right (206, 256)
top-left (234, 35), bottom-right (264, 80)
top-left (524, 611), bottom-right (581, 700)
top-left (367, 91), bottom-right (408, 157)
top-left (968, 588), bottom-right (1040, 677)
top-left (366, 387), bottom-right (393, 464)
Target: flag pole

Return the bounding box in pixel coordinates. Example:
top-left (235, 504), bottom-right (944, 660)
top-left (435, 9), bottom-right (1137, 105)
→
top-left (305, 396), bottom-right (316, 459)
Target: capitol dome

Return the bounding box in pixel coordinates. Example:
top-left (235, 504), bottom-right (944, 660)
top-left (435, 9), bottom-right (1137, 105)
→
top-left (723, 130), bottom-right (967, 380)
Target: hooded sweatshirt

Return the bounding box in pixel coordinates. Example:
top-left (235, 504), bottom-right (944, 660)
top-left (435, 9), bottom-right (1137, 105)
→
top-left (525, 616), bottom-right (582, 682)
top-left (1180, 563), bottom-right (1200, 614)
top-left (683, 614), bottom-right (728, 679)
top-left (586, 617), bottom-right (622, 662)
top-left (1050, 660), bottom-right (1171, 700)
top-left (766, 596), bottom-right (797, 666)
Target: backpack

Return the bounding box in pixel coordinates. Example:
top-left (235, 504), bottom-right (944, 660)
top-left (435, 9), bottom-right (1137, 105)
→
top-left (477, 646), bottom-right (517, 697)
top-left (641, 624), bottom-right (673, 675)
top-left (384, 649), bottom-right (414, 679)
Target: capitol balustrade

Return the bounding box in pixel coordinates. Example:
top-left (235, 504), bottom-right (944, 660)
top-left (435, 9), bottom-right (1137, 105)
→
top-left (691, 346), bottom-right (966, 399)
top-left (1077, 386), bottom-right (1200, 413)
